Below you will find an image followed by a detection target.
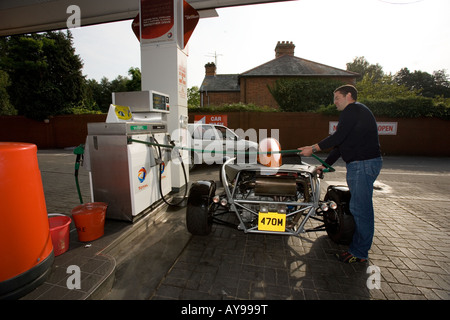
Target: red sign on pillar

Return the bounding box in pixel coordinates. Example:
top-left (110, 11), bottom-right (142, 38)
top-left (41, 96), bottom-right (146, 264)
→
top-left (183, 0), bottom-right (199, 48)
top-left (132, 0), bottom-right (199, 48)
top-left (133, 0), bottom-right (174, 44)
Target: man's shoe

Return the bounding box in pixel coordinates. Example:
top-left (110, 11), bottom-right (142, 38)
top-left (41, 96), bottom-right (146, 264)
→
top-left (335, 251), bottom-right (367, 264)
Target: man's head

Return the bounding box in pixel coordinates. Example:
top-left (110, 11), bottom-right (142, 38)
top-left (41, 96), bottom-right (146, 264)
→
top-left (333, 85), bottom-right (357, 111)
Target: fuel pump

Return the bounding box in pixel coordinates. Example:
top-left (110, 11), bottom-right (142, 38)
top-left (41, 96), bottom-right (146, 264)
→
top-left (85, 90), bottom-right (181, 222)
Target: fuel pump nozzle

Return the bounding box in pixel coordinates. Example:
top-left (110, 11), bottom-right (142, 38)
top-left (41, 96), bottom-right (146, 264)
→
top-left (73, 144), bottom-right (85, 204)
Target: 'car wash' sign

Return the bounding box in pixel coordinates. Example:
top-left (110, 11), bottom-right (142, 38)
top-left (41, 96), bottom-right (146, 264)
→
top-left (194, 115), bottom-right (228, 126)
top-left (329, 121), bottom-right (398, 135)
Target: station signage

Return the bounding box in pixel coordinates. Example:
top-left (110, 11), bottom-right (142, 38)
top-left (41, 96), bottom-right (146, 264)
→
top-left (329, 121), bottom-right (398, 135)
top-left (139, 0), bottom-right (175, 44)
top-left (132, 0), bottom-right (199, 48)
top-left (194, 115), bottom-right (228, 126)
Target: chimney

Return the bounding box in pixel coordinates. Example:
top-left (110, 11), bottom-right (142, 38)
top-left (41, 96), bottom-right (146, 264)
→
top-left (205, 62), bottom-right (216, 76)
top-left (275, 41), bottom-right (295, 58)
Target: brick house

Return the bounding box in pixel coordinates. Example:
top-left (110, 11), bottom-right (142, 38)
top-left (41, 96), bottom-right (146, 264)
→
top-left (199, 41), bottom-right (359, 108)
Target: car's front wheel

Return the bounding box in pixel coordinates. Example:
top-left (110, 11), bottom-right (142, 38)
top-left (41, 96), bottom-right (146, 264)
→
top-left (186, 181), bottom-right (216, 236)
top-left (186, 203), bottom-right (212, 235)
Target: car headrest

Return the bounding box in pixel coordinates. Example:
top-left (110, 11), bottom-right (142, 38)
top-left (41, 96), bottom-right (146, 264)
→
top-left (257, 138), bottom-right (282, 168)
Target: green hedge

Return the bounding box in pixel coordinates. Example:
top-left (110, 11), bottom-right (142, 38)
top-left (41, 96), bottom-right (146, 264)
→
top-left (318, 97), bottom-right (450, 120)
top-left (188, 102), bottom-right (278, 113)
top-left (268, 78), bottom-right (344, 112)
top-left (189, 98), bottom-right (450, 120)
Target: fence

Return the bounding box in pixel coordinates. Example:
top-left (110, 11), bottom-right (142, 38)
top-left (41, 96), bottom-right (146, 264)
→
top-left (188, 112), bottom-right (450, 157)
top-left (1, 112), bottom-right (449, 156)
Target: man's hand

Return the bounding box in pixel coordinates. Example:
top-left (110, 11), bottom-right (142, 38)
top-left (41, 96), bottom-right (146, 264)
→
top-left (316, 165), bottom-right (326, 172)
top-left (315, 165), bottom-right (326, 178)
top-left (298, 146), bottom-right (313, 156)
top-left (298, 144), bottom-right (320, 157)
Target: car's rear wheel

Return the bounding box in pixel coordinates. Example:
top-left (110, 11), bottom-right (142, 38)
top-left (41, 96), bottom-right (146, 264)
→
top-left (323, 186), bottom-right (355, 245)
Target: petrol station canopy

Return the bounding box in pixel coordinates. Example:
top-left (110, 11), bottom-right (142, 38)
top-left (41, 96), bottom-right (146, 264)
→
top-left (0, 0), bottom-right (294, 37)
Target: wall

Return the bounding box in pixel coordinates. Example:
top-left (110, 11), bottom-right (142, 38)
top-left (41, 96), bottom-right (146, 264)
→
top-left (0, 114), bottom-right (106, 149)
top-left (240, 77), bottom-right (279, 108)
top-left (201, 91), bottom-right (240, 107)
top-left (1, 113), bottom-right (449, 156)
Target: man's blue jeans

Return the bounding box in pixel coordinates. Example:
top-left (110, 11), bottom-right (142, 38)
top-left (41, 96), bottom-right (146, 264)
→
top-left (346, 157), bottom-right (383, 260)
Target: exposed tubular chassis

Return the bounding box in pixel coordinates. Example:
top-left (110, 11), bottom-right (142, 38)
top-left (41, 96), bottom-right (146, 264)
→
top-left (223, 161), bottom-right (322, 236)
top-left (186, 156), bottom-right (355, 244)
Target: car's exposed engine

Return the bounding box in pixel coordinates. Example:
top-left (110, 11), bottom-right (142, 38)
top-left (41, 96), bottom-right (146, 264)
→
top-left (232, 171), bottom-right (311, 225)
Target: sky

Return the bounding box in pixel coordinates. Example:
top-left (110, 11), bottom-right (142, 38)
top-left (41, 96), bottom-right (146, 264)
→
top-left (69, 0), bottom-right (450, 89)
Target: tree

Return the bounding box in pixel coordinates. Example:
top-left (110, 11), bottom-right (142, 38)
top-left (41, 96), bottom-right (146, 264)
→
top-left (0, 70), bottom-right (16, 115)
top-left (356, 74), bottom-right (420, 100)
top-left (84, 69), bottom-right (142, 113)
top-left (84, 77), bottom-right (113, 113)
top-left (394, 68), bottom-right (450, 98)
top-left (0, 31), bottom-right (85, 120)
top-left (433, 69), bottom-right (450, 91)
top-left (188, 86), bottom-right (200, 108)
top-left (126, 67), bottom-right (141, 91)
top-left (268, 78), bottom-right (344, 112)
top-left (346, 56), bottom-right (384, 83)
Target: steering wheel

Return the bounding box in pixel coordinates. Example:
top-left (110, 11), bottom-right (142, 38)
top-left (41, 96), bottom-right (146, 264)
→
top-left (311, 154), bottom-right (335, 173)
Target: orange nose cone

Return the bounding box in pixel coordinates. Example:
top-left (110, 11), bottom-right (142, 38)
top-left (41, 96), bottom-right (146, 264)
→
top-left (0, 143), bottom-right (53, 284)
top-left (257, 138), bottom-right (282, 167)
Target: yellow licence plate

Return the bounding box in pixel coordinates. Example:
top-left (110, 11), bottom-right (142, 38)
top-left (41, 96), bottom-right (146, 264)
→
top-left (258, 212), bottom-right (286, 232)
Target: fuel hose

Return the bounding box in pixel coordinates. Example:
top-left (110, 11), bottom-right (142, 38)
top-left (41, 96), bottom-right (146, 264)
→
top-left (129, 138), bottom-right (335, 172)
top-left (73, 139), bottom-right (334, 209)
top-left (152, 136), bottom-right (188, 207)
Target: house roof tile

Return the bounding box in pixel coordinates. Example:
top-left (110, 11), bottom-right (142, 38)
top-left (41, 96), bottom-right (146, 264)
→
top-left (200, 74), bottom-right (240, 92)
top-left (240, 54), bottom-right (359, 77)
top-left (199, 54), bottom-right (359, 92)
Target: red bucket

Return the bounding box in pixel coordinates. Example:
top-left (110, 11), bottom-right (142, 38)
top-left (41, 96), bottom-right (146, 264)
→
top-left (71, 202), bottom-right (107, 242)
top-left (48, 214), bottom-right (72, 256)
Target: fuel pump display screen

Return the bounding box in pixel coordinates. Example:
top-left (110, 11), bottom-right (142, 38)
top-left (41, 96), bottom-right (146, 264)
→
top-left (152, 92), bottom-right (169, 113)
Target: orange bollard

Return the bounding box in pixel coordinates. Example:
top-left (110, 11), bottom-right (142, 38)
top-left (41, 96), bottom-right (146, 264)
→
top-left (0, 142), bottom-right (54, 299)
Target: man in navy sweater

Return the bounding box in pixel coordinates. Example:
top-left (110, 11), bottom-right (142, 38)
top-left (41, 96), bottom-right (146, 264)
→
top-left (299, 85), bottom-right (382, 263)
